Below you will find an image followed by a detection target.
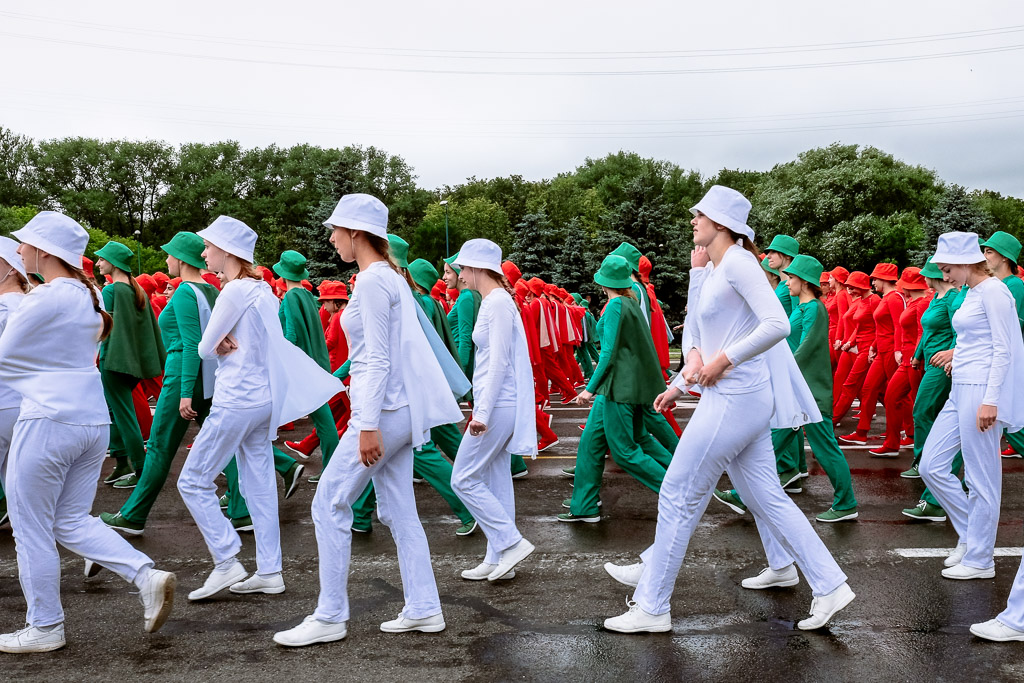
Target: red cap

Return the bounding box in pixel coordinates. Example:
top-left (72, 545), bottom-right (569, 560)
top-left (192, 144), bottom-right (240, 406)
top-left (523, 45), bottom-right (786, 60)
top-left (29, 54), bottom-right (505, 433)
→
top-left (318, 280), bottom-right (349, 301)
top-left (301, 279), bottom-right (313, 291)
top-left (136, 273), bottom-right (157, 296)
top-left (543, 283), bottom-right (558, 296)
top-left (819, 272), bottom-right (830, 285)
top-left (104, 274), bottom-right (113, 284)
top-left (830, 266), bottom-right (849, 284)
top-left (257, 265), bottom-right (274, 286)
top-left (169, 277), bottom-right (182, 291)
top-left (528, 278), bottom-right (546, 296)
top-left (514, 279), bottom-right (529, 297)
top-left (81, 256), bottom-right (94, 274)
top-left (897, 267), bottom-right (927, 290)
top-left (446, 288), bottom-right (458, 300)
top-left (869, 263), bottom-right (899, 282)
top-left (638, 255), bottom-right (652, 284)
top-left (152, 272), bottom-right (169, 288)
top-left (501, 260), bottom-right (522, 286)
top-left (201, 272), bottom-right (222, 290)
top-left (1018, 266), bottom-right (1024, 279)
top-left (846, 271), bottom-right (870, 290)
top-left (557, 287), bottom-right (569, 300)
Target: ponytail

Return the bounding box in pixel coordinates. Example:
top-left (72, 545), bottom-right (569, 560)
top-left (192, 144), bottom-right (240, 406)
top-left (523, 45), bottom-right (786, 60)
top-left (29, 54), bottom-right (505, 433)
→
top-left (72, 268), bottom-right (113, 341)
top-left (127, 274), bottom-right (147, 310)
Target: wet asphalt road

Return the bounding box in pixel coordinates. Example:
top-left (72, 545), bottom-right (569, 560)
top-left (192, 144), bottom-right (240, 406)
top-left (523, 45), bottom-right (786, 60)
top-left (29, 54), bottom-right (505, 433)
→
top-left (2, 397), bottom-right (1024, 682)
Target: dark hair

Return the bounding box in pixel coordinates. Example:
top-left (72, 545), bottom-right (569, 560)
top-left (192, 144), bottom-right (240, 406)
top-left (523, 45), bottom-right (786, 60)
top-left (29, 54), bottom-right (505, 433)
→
top-left (604, 286), bottom-right (637, 300)
top-left (126, 274), bottom-right (147, 310)
top-left (726, 228), bottom-right (761, 261)
top-left (72, 268), bottom-right (113, 341)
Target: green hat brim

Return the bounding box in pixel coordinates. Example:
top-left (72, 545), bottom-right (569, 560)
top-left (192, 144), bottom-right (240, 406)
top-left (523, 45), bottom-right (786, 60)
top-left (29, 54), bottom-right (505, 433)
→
top-left (782, 265), bottom-right (822, 287)
top-left (594, 272), bottom-right (634, 289)
top-left (161, 241), bottom-right (206, 270)
top-left (272, 262), bottom-right (310, 282)
top-left (765, 235), bottom-right (800, 259)
top-left (920, 259), bottom-right (943, 279)
top-left (761, 258), bottom-right (780, 276)
top-left (95, 244), bottom-right (135, 275)
top-left (443, 254), bottom-right (461, 273)
top-left (980, 234), bottom-right (1022, 264)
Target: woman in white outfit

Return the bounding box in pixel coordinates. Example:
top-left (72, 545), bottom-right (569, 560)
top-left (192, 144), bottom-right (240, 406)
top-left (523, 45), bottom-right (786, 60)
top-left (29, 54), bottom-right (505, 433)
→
top-left (274, 193), bottom-right (464, 648)
top-left (0, 236), bottom-right (31, 527)
top-left (602, 186), bottom-right (854, 634)
top-left (0, 212), bottom-right (175, 653)
top-left (920, 232), bottom-right (1024, 584)
top-left (450, 239), bottom-right (537, 582)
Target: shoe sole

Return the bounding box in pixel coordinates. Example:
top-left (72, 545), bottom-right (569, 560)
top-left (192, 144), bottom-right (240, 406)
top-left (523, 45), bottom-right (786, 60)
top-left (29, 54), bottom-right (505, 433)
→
top-left (462, 570), bottom-right (514, 581)
top-left (783, 487), bottom-right (803, 494)
top-left (488, 542), bottom-right (535, 581)
top-left (538, 440), bottom-right (559, 453)
top-left (283, 444), bottom-right (311, 460)
top-left (899, 473), bottom-right (921, 479)
top-left (284, 465), bottom-right (305, 499)
top-left (942, 569), bottom-right (995, 580)
top-left (455, 522), bottom-right (478, 537)
top-left (379, 622), bottom-right (446, 633)
top-left (796, 590), bottom-right (855, 630)
top-left (230, 585), bottom-right (286, 595)
top-left (104, 473), bottom-right (134, 485)
top-left (113, 483), bottom-right (138, 489)
top-left (780, 472), bottom-right (802, 489)
top-left (711, 494), bottom-right (747, 515)
top-left (146, 573), bottom-right (177, 633)
top-left (233, 525), bottom-right (255, 532)
top-left (274, 630), bottom-right (347, 647)
top-left (836, 438), bottom-right (867, 445)
top-left (816, 512), bottom-right (859, 523)
top-left (511, 471), bottom-right (529, 479)
top-left (869, 452), bottom-right (900, 458)
top-left (741, 578), bottom-right (800, 590)
top-left (352, 527), bottom-right (371, 533)
top-left (969, 625), bottom-right (1024, 641)
top-left (900, 511), bottom-right (946, 522)
top-left (0, 640), bottom-right (67, 653)
top-left (603, 622), bottom-right (672, 634)
top-left (560, 470), bottom-right (575, 478)
top-left (104, 521), bottom-right (145, 536)
top-left (557, 515), bottom-right (600, 523)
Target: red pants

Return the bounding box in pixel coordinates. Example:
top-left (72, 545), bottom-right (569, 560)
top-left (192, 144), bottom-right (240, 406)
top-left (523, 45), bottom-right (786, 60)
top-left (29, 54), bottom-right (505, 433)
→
top-left (560, 344), bottom-right (584, 386)
top-left (542, 349), bottom-right (577, 403)
top-left (856, 351), bottom-right (898, 433)
top-left (536, 405), bottom-right (557, 444)
top-left (532, 363), bottom-right (548, 404)
top-left (661, 407), bottom-right (682, 437)
top-left (131, 384), bottom-right (153, 441)
top-left (294, 391), bottom-right (350, 452)
top-left (880, 363), bottom-right (922, 449)
top-left (833, 349), bottom-right (871, 421)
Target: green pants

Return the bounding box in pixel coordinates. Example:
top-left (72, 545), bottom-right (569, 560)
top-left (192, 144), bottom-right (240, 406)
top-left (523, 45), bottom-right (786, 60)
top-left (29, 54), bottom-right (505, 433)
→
top-left (224, 448), bottom-right (297, 520)
top-left (576, 344), bottom-right (597, 379)
top-left (119, 360), bottom-right (211, 525)
top-left (911, 365), bottom-right (965, 506)
top-left (643, 407), bottom-right (681, 454)
top-left (773, 428), bottom-right (805, 474)
top-left (353, 440), bottom-right (474, 528)
top-left (306, 402), bottom-right (340, 469)
top-left (100, 362), bottom-right (146, 472)
top-left (770, 420), bottom-right (856, 510)
top-left (431, 420), bottom-right (526, 474)
top-left (570, 396), bottom-right (672, 517)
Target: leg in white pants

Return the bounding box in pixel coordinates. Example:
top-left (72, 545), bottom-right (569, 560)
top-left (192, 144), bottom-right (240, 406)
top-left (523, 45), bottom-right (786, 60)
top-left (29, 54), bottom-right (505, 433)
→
top-left (0, 406), bottom-right (18, 486)
top-left (634, 386), bottom-right (846, 616)
top-left (451, 406), bottom-right (520, 564)
top-left (312, 407), bottom-right (440, 624)
top-left (7, 418), bottom-right (154, 627)
top-left (998, 555), bottom-right (1024, 630)
top-left (920, 383), bottom-right (1000, 570)
top-left (177, 403), bottom-right (281, 574)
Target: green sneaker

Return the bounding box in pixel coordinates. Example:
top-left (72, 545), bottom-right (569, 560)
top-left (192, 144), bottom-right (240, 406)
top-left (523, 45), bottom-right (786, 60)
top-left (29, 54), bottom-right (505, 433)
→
top-left (780, 469), bottom-right (802, 493)
top-left (455, 520), bottom-right (478, 536)
top-left (100, 511), bottom-right (145, 536)
top-left (560, 467), bottom-right (575, 478)
top-left (282, 462), bottom-right (305, 499)
top-left (557, 512), bottom-right (600, 523)
top-left (352, 522), bottom-right (372, 533)
top-left (231, 516), bottom-right (254, 532)
top-left (219, 494), bottom-right (228, 509)
top-left (561, 498), bottom-right (601, 509)
top-left (712, 489), bottom-right (747, 515)
top-left (901, 500), bottom-right (947, 522)
top-left (816, 507), bottom-right (859, 523)
top-left (900, 465), bottom-right (921, 479)
top-left (112, 473), bottom-right (139, 489)
top-left (103, 462), bottom-right (134, 485)
top-left (309, 473), bottom-right (321, 484)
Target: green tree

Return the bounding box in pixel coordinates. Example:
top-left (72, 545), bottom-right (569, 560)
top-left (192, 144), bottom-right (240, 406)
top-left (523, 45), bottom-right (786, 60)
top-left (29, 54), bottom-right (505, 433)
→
top-left (911, 184), bottom-right (997, 265)
top-left (0, 128), bottom-right (42, 207)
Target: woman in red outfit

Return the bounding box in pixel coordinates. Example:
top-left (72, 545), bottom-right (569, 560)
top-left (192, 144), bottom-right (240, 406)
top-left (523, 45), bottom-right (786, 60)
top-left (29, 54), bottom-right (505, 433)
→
top-left (839, 264), bottom-right (904, 444)
top-left (870, 267), bottom-right (930, 456)
top-left (833, 271), bottom-right (880, 425)
top-left (827, 267), bottom-right (851, 370)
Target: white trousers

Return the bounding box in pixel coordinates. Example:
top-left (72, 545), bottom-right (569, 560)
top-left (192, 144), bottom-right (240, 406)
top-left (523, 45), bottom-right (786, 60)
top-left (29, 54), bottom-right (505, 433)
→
top-left (7, 418), bottom-right (153, 627)
top-left (919, 383), bottom-right (1001, 570)
top-left (312, 406), bottom-right (440, 624)
top-left (999, 553), bottom-right (1024, 629)
top-left (633, 385), bottom-right (847, 616)
top-left (451, 406), bottom-right (521, 564)
top-left (0, 406), bottom-right (18, 486)
top-left (177, 403), bottom-right (281, 574)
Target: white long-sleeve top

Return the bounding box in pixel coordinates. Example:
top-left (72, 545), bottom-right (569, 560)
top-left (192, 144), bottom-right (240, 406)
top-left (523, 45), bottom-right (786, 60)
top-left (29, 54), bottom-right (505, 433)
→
top-left (0, 279), bottom-right (108, 425)
top-left (678, 245), bottom-right (790, 394)
top-left (198, 278), bottom-right (272, 408)
top-left (341, 261), bottom-right (410, 431)
top-left (0, 292), bottom-right (26, 410)
top-left (951, 276), bottom-right (1020, 406)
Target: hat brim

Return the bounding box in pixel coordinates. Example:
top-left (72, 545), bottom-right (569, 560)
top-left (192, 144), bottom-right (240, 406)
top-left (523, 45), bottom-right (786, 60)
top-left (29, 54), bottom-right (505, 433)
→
top-left (980, 240), bottom-right (1021, 263)
top-left (12, 228), bottom-right (83, 269)
top-left (161, 242), bottom-right (207, 270)
top-left (452, 257), bottom-right (502, 275)
top-left (897, 279), bottom-right (928, 290)
top-left (272, 262), bottom-right (310, 282)
top-left (323, 216), bottom-right (387, 240)
top-left (782, 266), bottom-right (821, 287)
top-left (594, 273), bottom-right (634, 289)
top-left (196, 228), bottom-right (254, 264)
top-left (932, 252), bottom-right (985, 265)
top-left (690, 202), bottom-right (754, 242)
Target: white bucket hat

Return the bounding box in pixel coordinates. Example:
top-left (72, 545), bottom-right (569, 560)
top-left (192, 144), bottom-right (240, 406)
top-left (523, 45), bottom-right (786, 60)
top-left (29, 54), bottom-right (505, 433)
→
top-left (197, 215), bottom-right (257, 264)
top-left (453, 238), bottom-right (503, 275)
top-left (690, 185), bottom-right (754, 242)
top-left (932, 231), bottom-right (985, 265)
top-left (0, 236), bottom-right (28, 281)
top-left (323, 193), bottom-right (388, 240)
top-left (11, 210), bottom-right (89, 267)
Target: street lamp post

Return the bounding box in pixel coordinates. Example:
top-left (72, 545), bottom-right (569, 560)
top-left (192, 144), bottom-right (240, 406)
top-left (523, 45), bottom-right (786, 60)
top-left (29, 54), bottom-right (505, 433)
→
top-left (133, 230), bottom-right (142, 273)
top-left (439, 200), bottom-right (450, 256)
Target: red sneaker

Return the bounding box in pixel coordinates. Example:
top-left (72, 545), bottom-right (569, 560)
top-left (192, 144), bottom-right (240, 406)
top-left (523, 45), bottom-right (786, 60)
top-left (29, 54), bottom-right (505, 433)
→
top-left (868, 446), bottom-right (900, 457)
top-left (538, 437), bottom-right (560, 453)
top-left (279, 421), bottom-right (295, 432)
top-left (901, 437), bottom-right (914, 447)
top-left (837, 433), bottom-right (868, 445)
top-left (284, 440), bottom-right (313, 459)
top-left (1002, 445), bottom-right (1018, 456)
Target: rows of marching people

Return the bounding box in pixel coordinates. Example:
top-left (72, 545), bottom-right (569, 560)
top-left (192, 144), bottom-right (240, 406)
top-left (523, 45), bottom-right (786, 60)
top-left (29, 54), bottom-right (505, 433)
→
top-left (2, 184), bottom-right (1024, 652)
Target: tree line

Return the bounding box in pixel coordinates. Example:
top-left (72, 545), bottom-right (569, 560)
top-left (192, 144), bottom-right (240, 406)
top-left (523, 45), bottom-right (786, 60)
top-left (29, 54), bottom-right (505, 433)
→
top-left (2, 125), bottom-right (1022, 323)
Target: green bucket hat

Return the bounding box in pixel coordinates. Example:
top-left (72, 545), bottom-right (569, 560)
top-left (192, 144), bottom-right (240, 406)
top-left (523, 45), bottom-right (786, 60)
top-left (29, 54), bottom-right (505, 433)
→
top-left (594, 254), bottom-right (634, 289)
top-left (610, 241), bottom-right (642, 272)
top-left (161, 232), bottom-right (207, 270)
top-left (761, 256), bottom-right (780, 276)
top-left (444, 252), bottom-right (461, 274)
top-left (920, 257), bottom-right (943, 280)
top-left (273, 250), bottom-right (310, 282)
top-left (408, 258), bottom-right (439, 292)
top-left (387, 234), bottom-right (410, 269)
top-left (764, 234), bottom-right (800, 258)
top-left (980, 230), bottom-right (1022, 264)
top-left (570, 292), bottom-right (583, 305)
top-left (95, 241), bottom-right (136, 275)
top-left (783, 254), bottom-right (824, 287)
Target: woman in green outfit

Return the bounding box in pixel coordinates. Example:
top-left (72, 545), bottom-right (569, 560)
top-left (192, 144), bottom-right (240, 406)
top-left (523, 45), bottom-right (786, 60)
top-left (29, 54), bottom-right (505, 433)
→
top-left (95, 241), bottom-right (166, 487)
top-left (100, 232), bottom-right (218, 534)
top-left (714, 255), bottom-right (858, 522)
top-left (558, 255), bottom-right (675, 523)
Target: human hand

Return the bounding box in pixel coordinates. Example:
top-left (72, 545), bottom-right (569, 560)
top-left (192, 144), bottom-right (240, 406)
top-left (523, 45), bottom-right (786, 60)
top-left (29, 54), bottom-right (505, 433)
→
top-left (573, 390), bottom-right (594, 406)
top-left (468, 419), bottom-right (488, 436)
top-left (654, 386), bottom-right (683, 412)
top-left (691, 246), bottom-right (710, 269)
top-left (696, 351), bottom-right (732, 388)
top-left (359, 430), bottom-right (384, 467)
top-left (179, 398), bottom-right (197, 420)
top-left (977, 404), bottom-right (998, 432)
top-left (216, 334), bottom-right (238, 356)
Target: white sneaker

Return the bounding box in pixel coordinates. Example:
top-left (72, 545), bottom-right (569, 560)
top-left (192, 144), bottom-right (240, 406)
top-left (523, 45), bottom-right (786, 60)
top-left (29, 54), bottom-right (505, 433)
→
top-left (796, 582), bottom-right (855, 630)
top-left (138, 569), bottom-right (176, 633)
top-left (944, 543), bottom-right (968, 567)
top-left (487, 539), bottom-right (535, 581)
top-left (84, 559), bottom-right (103, 578)
top-left (604, 600), bottom-right (671, 633)
top-left (603, 562), bottom-right (644, 588)
top-left (461, 562), bottom-right (514, 581)
top-left (230, 572), bottom-right (286, 594)
top-left (970, 618), bottom-right (1024, 642)
top-left (273, 615), bottom-right (347, 647)
top-left (0, 623), bottom-right (66, 653)
top-left (380, 613), bottom-right (446, 633)
top-left (741, 565), bottom-right (800, 590)
top-left (941, 563), bottom-right (995, 580)
top-left (188, 560), bottom-right (248, 601)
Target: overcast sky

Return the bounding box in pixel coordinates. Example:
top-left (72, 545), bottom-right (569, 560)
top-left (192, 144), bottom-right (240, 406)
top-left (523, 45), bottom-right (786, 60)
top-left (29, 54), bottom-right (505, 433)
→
top-left (2, 1), bottom-right (1023, 196)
